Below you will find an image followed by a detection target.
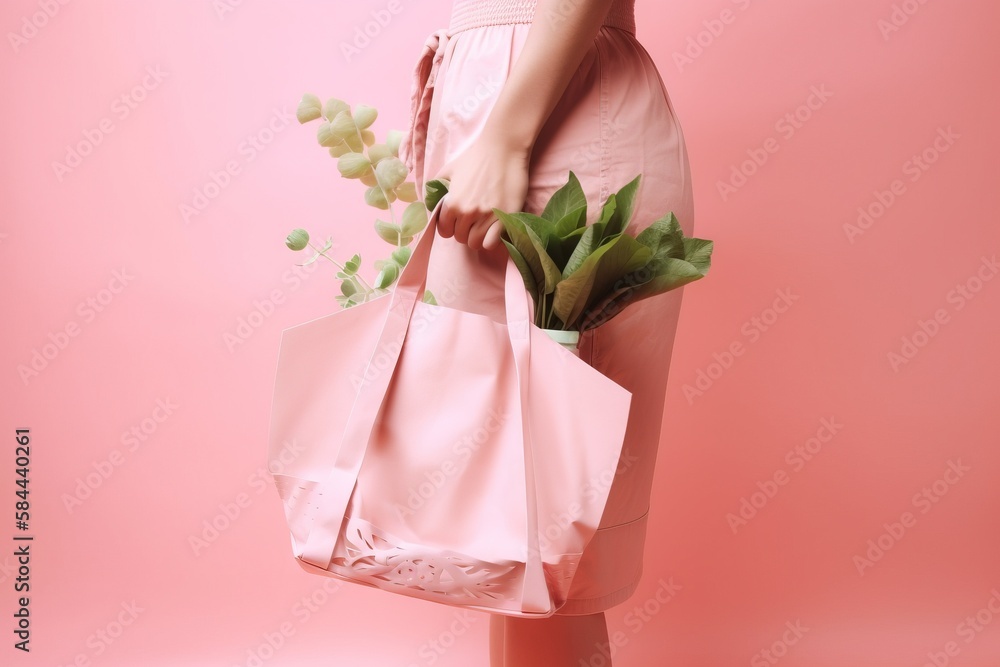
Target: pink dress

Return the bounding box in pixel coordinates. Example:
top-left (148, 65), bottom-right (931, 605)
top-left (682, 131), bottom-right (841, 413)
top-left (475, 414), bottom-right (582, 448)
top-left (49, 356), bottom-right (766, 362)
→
top-left (399, 0), bottom-right (695, 616)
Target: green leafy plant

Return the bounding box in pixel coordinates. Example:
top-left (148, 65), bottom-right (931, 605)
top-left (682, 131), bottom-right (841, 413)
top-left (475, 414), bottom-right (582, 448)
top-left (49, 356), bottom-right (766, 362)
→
top-left (423, 171), bottom-right (713, 332)
top-left (283, 93), bottom-right (436, 307)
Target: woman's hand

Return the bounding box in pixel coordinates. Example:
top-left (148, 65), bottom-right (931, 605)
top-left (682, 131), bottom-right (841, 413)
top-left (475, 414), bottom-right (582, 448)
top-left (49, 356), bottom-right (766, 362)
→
top-left (432, 128), bottom-right (531, 252)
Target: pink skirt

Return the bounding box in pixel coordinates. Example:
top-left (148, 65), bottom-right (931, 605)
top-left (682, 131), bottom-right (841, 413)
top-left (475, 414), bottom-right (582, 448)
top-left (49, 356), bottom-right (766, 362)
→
top-left (399, 0), bottom-right (695, 616)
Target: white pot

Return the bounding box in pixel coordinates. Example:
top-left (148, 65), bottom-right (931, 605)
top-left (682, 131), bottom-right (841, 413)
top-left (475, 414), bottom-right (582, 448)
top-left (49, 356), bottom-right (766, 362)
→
top-left (542, 328), bottom-right (580, 356)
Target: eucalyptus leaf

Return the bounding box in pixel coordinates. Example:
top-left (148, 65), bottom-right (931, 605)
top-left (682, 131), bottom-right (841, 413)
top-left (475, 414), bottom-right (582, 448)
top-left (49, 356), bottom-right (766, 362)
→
top-left (422, 290), bottom-right (437, 305)
top-left (340, 280), bottom-right (357, 297)
top-left (374, 219), bottom-right (402, 244)
top-left (391, 246), bottom-right (412, 267)
top-left (374, 262), bottom-right (399, 289)
top-left (401, 202), bottom-right (428, 237)
top-left (343, 254), bottom-right (361, 275)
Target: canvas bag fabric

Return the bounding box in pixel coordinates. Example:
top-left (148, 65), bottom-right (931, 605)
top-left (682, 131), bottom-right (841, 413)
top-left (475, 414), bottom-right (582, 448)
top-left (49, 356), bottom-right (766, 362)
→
top-left (266, 197), bottom-right (633, 617)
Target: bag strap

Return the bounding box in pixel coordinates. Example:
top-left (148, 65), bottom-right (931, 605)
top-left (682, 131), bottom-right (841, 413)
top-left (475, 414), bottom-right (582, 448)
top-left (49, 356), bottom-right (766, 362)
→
top-left (300, 198), bottom-right (546, 610)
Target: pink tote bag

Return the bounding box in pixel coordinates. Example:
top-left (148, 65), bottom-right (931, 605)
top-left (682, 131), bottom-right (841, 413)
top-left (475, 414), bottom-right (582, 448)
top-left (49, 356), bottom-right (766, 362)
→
top-left (266, 197), bottom-right (633, 617)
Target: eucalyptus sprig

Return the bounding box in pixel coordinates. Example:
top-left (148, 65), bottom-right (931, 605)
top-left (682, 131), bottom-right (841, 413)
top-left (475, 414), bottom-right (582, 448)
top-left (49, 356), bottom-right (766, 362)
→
top-left (284, 94), bottom-right (436, 308)
top-left (423, 172), bottom-right (713, 332)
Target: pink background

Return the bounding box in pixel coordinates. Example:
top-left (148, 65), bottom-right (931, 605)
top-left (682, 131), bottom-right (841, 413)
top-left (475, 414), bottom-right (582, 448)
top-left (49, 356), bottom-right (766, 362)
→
top-left (2, 0), bottom-right (999, 665)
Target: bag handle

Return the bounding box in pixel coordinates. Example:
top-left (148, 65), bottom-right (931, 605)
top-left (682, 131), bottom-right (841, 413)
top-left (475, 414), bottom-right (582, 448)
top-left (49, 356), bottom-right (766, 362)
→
top-left (300, 197), bottom-right (548, 611)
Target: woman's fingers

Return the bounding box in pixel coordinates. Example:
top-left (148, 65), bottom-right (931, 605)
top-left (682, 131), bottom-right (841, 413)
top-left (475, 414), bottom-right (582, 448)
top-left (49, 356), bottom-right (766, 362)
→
top-left (439, 203), bottom-right (502, 251)
top-left (482, 220), bottom-right (503, 251)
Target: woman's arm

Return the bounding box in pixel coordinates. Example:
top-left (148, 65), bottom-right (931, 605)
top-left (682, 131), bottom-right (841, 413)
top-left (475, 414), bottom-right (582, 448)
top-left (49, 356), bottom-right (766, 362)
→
top-left (434, 0), bottom-right (617, 250)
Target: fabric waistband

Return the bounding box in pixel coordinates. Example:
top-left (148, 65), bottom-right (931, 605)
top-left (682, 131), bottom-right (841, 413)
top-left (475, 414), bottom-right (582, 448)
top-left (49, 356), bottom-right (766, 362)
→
top-left (448, 0), bottom-right (636, 36)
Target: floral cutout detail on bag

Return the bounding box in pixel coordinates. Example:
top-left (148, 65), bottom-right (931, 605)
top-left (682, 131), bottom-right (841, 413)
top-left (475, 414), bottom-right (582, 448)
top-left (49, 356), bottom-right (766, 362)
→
top-left (331, 518), bottom-right (520, 602)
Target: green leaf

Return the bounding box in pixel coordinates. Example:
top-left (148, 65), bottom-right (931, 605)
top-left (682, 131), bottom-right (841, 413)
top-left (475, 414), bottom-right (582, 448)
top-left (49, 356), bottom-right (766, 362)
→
top-left (553, 234), bottom-right (652, 329)
top-left (604, 174), bottom-right (641, 237)
top-left (422, 290), bottom-right (437, 305)
top-left (319, 236), bottom-right (334, 253)
top-left (495, 209), bottom-right (544, 289)
top-left (391, 246), bottom-right (412, 267)
top-left (561, 221), bottom-right (605, 278)
top-left (342, 253), bottom-right (361, 275)
top-left (375, 219), bottom-right (403, 244)
top-left (593, 195), bottom-right (617, 245)
top-left (502, 238), bottom-right (539, 308)
top-left (300, 252), bottom-right (319, 266)
top-left (374, 262), bottom-right (399, 289)
top-left (580, 236), bottom-right (713, 330)
top-left (340, 280), bottom-right (357, 297)
top-left (541, 171), bottom-right (587, 222)
top-left (424, 178), bottom-right (450, 210)
top-left (552, 205), bottom-right (587, 239)
top-left (401, 202), bottom-right (428, 237)
top-left (524, 224), bottom-right (561, 294)
top-left (511, 211), bottom-right (554, 249)
top-left (682, 237), bottom-right (714, 274)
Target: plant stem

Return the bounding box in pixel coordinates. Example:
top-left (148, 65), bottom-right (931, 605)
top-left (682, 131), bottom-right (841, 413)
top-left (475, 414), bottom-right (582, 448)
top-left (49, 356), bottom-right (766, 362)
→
top-left (307, 241), bottom-right (374, 293)
top-left (356, 126), bottom-right (397, 228)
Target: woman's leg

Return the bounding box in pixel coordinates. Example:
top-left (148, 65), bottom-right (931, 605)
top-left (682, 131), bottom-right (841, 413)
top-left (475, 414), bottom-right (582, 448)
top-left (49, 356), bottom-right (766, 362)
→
top-left (499, 611), bottom-right (611, 667)
top-left (489, 614), bottom-right (505, 666)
